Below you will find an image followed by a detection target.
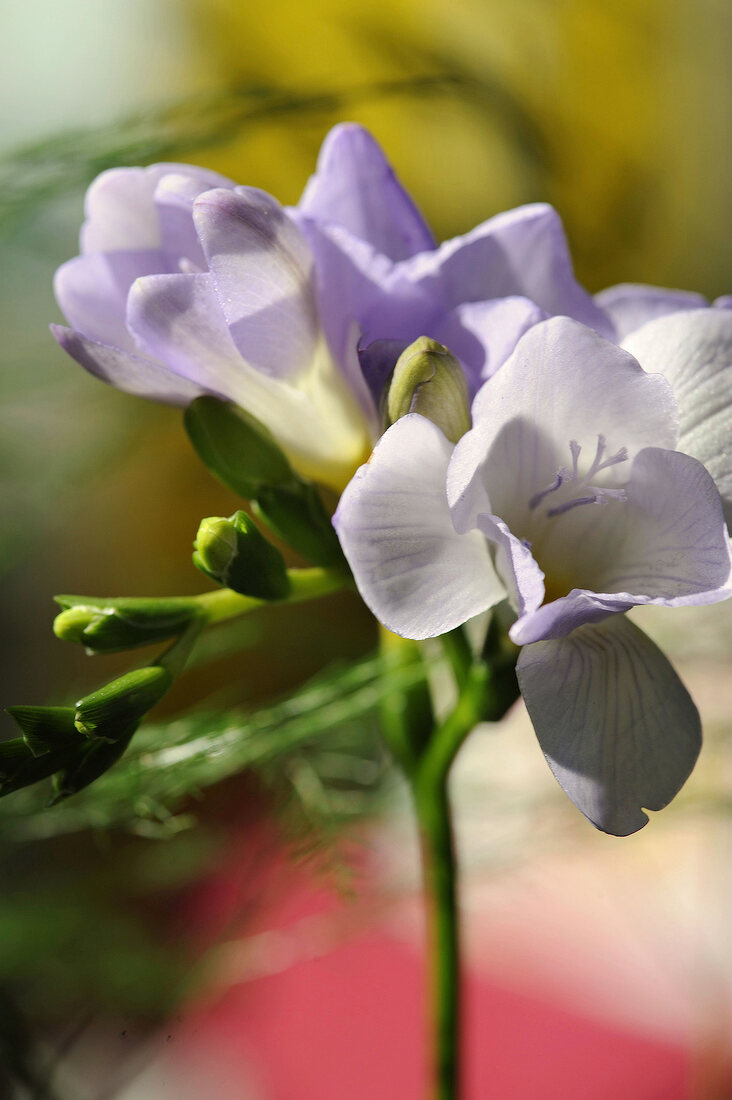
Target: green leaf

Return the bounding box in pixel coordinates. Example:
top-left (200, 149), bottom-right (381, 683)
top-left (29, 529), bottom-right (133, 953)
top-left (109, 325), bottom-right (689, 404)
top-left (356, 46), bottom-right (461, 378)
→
top-left (252, 484), bottom-right (345, 567)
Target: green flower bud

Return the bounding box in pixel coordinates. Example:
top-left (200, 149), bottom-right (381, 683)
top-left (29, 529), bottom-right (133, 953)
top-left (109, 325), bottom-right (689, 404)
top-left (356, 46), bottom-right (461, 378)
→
top-left (252, 484), bottom-right (345, 568)
top-left (193, 511), bottom-right (290, 600)
top-left (184, 397), bottom-right (295, 499)
top-left (50, 729), bottom-right (135, 804)
top-left (386, 336), bottom-right (471, 444)
top-left (6, 705), bottom-right (81, 756)
top-left (0, 708), bottom-right (87, 796)
top-left (53, 596), bottom-right (199, 653)
top-left (74, 666), bottom-right (171, 740)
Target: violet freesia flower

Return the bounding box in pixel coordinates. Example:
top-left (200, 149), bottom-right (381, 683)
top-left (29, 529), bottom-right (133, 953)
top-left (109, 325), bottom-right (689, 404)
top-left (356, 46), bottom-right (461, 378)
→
top-left (334, 316), bottom-right (732, 835)
top-left (52, 124), bottom-right (610, 489)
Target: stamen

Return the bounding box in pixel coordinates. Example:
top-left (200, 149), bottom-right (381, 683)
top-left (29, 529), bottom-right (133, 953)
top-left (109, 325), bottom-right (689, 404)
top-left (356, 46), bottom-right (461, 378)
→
top-left (546, 487), bottom-right (627, 518)
top-left (529, 472), bottom-right (564, 511)
top-left (569, 440), bottom-right (581, 478)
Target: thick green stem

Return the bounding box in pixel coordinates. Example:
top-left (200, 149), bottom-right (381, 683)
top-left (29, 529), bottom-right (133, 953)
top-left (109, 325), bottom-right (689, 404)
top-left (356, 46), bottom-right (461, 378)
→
top-left (413, 768), bottom-right (460, 1100)
top-left (196, 566), bottom-right (350, 624)
top-left (408, 662), bottom-right (488, 1100)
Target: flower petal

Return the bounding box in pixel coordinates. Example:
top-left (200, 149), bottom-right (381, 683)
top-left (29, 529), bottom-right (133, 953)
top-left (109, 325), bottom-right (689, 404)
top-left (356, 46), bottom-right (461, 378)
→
top-left (400, 204), bottom-right (614, 337)
top-left (511, 447), bottom-right (732, 645)
top-left (298, 122), bottom-right (435, 261)
top-left (80, 164), bottom-right (233, 254)
top-left (51, 325), bottom-right (208, 404)
top-left (517, 615), bottom-right (701, 835)
top-left (193, 188), bottom-right (320, 380)
top-left (154, 173), bottom-right (233, 270)
top-left (622, 309), bottom-right (732, 517)
top-left (433, 297), bottom-right (548, 392)
top-left (447, 317), bottom-right (679, 532)
top-left (334, 415), bottom-right (505, 639)
top-left (595, 283), bottom-right (708, 341)
top-left (126, 272), bottom-right (370, 489)
top-left (54, 250), bottom-right (168, 352)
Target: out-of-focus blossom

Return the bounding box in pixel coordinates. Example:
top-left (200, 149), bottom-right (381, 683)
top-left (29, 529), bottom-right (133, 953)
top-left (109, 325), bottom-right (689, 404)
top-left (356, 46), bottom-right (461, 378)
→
top-left (335, 317), bottom-right (732, 834)
top-left (52, 124), bottom-right (609, 488)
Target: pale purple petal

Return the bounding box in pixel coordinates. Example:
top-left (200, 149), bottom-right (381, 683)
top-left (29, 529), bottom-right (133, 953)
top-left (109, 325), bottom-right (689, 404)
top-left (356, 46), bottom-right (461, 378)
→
top-left (622, 309), bottom-right (732, 517)
top-left (357, 339), bottom-right (409, 408)
top-left (154, 173), bottom-right (234, 270)
top-left (126, 272), bottom-right (371, 488)
top-left (517, 615), bottom-right (701, 835)
top-left (399, 204), bottom-right (614, 338)
top-left (193, 188), bottom-right (319, 379)
top-left (510, 447), bottom-right (732, 645)
top-left (433, 297), bottom-right (548, 392)
top-left (334, 415), bottom-right (505, 639)
top-left (298, 122), bottom-right (435, 261)
top-left (595, 283), bottom-right (708, 341)
top-left (126, 272), bottom-right (251, 400)
top-left (714, 296), bottom-right (732, 310)
top-left (80, 164), bottom-right (233, 254)
top-left (51, 325), bottom-right (209, 404)
top-left (54, 250), bottom-right (168, 352)
top-left (297, 217), bottom-right (437, 354)
top-left (447, 317), bottom-right (679, 532)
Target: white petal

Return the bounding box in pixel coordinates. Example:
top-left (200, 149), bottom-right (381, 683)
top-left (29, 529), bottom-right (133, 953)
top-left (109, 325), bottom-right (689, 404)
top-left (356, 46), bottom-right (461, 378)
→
top-left (622, 309), bottom-right (732, 516)
top-left (448, 317), bottom-right (679, 531)
top-left (334, 415), bottom-right (505, 639)
top-left (517, 615), bottom-right (701, 835)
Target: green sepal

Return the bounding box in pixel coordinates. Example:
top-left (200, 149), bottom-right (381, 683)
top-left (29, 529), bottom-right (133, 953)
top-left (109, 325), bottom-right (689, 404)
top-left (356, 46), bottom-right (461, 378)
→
top-left (49, 727), bottom-right (137, 804)
top-left (193, 511), bottom-right (290, 600)
top-left (74, 666), bottom-right (171, 740)
top-left (385, 336), bottom-right (471, 444)
top-left (6, 705), bottom-right (80, 756)
top-left (184, 397), bottom-right (296, 499)
top-left (184, 396), bottom-right (345, 567)
top-left (253, 484), bottom-right (345, 568)
top-left (54, 595), bottom-right (199, 653)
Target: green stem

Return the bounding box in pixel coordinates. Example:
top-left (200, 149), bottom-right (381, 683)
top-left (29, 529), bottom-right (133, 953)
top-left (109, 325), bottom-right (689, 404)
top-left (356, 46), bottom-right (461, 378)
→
top-left (409, 662), bottom-right (488, 1100)
top-left (413, 766), bottom-right (460, 1100)
top-left (196, 566), bottom-right (351, 624)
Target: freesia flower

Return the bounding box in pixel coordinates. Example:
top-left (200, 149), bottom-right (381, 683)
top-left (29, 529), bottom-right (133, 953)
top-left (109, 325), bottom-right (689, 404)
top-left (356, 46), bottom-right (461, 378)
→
top-left (334, 317), bottom-right (732, 835)
top-left (52, 124), bottom-right (610, 489)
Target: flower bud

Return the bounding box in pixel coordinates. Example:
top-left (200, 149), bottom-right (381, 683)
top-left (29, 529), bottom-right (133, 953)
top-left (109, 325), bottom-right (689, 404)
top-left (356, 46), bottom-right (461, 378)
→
top-left (1, 707), bottom-right (87, 796)
top-left (50, 730), bottom-right (135, 804)
top-left (193, 511), bottom-right (290, 600)
top-left (386, 337), bottom-right (471, 444)
top-left (54, 596), bottom-right (199, 653)
top-left (74, 666), bottom-right (171, 740)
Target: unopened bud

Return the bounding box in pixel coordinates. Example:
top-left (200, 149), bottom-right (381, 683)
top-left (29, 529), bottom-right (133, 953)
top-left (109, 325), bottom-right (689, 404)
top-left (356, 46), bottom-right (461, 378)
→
top-left (386, 337), bottom-right (471, 444)
top-left (54, 596), bottom-right (199, 653)
top-left (1, 707), bottom-right (86, 796)
top-left (193, 512), bottom-right (290, 600)
top-left (74, 666), bottom-right (171, 740)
